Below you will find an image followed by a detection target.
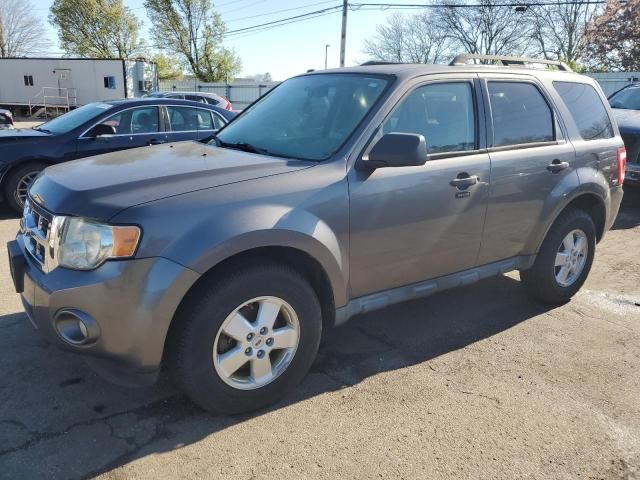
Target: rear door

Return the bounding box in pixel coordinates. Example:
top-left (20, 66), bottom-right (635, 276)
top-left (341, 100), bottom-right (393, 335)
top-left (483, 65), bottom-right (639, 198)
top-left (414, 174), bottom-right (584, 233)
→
top-left (477, 75), bottom-right (577, 264)
top-left (165, 105), bottom-right (219, 142)
top-left (76, 105), bottom-right (166, 158)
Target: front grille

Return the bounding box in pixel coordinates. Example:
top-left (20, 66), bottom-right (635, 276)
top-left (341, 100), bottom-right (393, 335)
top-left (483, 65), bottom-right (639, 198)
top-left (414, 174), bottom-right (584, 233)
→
top-left (20, 199), bottom-right (53, 270)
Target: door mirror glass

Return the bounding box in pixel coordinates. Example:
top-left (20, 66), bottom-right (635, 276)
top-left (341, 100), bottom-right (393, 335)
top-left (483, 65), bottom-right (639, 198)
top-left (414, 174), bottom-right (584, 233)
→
top-left (87, 123), bottom-right (116, 138)
top-left (366, 133), bottom-right (427, 168)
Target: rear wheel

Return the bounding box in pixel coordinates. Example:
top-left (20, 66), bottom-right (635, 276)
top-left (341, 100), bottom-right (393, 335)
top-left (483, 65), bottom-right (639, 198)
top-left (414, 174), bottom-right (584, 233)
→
top-left (4, 162), bottom-right (47, 212)
top-left (521, 208), bottom-right (596, 304)
top-left (171, 263), bottom-right (322, 414)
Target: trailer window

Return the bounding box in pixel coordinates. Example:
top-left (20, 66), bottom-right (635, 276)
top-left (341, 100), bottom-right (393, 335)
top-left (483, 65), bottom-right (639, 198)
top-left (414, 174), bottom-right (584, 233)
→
top-left (103, 76), bottom-right (116, 89)
top-left (24, 75), bottom-right (34, 87)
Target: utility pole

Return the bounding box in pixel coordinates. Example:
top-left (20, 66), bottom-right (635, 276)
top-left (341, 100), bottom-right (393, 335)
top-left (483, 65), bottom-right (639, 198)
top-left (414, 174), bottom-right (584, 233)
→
top-left (339, 0), bottom-right (347, 67)
top-left (325, 44), bottom-right (331, 69)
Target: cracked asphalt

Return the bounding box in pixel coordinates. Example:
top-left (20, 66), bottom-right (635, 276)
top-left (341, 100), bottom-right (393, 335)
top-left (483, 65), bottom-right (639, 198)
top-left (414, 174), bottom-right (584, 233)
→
top-left (1, 190), bottom-right (639, 479)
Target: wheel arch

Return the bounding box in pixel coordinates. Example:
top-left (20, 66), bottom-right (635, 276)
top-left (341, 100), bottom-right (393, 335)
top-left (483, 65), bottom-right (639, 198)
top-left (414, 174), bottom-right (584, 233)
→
top-left (164, 245), bottom-right (340, 366)
top-left (1, 159), bottom-right (52, 206)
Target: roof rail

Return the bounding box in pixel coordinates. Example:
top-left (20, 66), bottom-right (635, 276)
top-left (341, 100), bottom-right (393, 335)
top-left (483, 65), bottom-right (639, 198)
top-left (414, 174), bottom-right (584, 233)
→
top-left (360, 61), bottom-right (404, 66)
top-left (449, 54), bottom-right (572, 72)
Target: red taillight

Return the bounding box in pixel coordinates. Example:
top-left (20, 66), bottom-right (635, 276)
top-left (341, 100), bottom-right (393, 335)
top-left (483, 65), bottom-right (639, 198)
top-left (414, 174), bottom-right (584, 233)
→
top-left (617, 146), bottom-right (627, 185)
top-left (225, 101), bottom-right (232, 111)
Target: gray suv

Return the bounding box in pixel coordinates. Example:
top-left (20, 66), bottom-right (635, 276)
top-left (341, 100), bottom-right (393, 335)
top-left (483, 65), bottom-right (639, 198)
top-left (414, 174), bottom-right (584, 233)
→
top-left (7, 55), bottom-right (625, 414)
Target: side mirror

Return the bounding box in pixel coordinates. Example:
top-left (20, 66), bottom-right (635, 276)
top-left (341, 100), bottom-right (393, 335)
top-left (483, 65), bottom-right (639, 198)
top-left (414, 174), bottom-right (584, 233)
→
top-left (365, 133), bottom-right (427, 169)
top-left (87, 123), bottom-right (116, 138)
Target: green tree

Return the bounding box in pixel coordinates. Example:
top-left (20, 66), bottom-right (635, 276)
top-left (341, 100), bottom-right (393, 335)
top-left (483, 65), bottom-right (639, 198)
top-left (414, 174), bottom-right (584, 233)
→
top-left (152, 53), bottom-right (184, 80)
top-left (144, 0), bottom-right (241, 82)
top-left (50, 0), bottom-right (142, 58)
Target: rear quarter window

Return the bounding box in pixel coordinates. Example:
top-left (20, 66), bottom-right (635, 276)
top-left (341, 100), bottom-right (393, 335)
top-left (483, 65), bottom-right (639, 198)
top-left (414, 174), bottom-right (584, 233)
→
top-left (553, 81), bottom-right (614, 140)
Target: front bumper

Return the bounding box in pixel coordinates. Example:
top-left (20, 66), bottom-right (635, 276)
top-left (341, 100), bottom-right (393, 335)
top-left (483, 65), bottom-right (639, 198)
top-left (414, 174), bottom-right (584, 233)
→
top-left (9, 235), bottom-right (199, 386)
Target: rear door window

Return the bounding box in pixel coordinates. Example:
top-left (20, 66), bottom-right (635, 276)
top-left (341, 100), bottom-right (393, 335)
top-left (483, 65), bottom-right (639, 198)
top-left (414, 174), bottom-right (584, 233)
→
top-left (487, 82), bottom-right (554, 147)
top-left (167, 106), bottom-right (215, 131)
top-left (383, 82), bottom-right (476, 154)
top-left (554, 81), bottom-right (614, 140)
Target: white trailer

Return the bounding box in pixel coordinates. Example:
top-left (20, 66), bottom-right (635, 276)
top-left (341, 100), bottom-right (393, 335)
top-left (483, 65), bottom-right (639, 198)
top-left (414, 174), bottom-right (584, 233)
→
top-left (0, 57), bottom-right (158, 116)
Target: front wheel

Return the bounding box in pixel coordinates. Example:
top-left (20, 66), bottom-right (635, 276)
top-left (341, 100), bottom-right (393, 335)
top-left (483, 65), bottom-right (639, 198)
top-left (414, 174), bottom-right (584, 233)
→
top-left (170, 263), bottom-right (322, 414)
top-left (4, 162), bottom-right (47, 212)
top-left (521, 208), bottom-right (596, 304)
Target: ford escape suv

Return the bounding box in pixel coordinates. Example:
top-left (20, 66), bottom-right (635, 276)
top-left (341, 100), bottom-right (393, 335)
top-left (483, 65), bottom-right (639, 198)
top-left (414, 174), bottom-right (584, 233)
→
top-left (7, 55), bottom-right (625, 414)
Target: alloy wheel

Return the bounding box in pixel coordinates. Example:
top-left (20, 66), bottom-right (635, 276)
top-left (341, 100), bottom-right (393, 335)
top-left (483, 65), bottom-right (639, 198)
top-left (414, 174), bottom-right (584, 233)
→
top-left (15, 171), bottom-right (40, 208)
top-left (554, 229), bottom-right (588, 287)
top-left (213, 296), bottom-right (300, 390)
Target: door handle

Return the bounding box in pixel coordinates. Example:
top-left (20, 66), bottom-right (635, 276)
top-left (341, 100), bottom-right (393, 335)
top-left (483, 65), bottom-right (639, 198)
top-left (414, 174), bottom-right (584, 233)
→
top-left (547, 159), bottom-right (570, 173)
top-left (450, 173), bottom-right (479, 188)
top-left (148, 139), bottom-right (164, 145)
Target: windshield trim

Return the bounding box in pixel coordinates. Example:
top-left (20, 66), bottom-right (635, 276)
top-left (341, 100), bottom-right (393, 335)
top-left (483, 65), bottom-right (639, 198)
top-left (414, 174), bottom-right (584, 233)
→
top-left (211, 72), bottom-right (396, 162)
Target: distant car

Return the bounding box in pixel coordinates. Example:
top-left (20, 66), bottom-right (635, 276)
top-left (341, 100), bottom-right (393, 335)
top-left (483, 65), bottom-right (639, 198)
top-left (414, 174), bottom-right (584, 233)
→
top-left (0, 108), bottom-right (13, 129)
top-left (609, 84), bottom-right (640, 185)
top-left (0, 98), bottom-right (236, 212)
top-left (147, 91), bottom-right (233, 110)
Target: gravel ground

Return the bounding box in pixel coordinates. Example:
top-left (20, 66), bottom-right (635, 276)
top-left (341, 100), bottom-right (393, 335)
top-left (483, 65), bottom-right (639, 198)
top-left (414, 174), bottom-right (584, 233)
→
top-left (0, 190), bottom-right (639, 479)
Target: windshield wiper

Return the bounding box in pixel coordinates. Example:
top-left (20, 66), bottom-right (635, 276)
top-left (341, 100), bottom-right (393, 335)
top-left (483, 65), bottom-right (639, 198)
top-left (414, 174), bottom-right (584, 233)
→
top-left (216, 139), bottom-right (271, 156)
top-left (33, 126), bottom-right (52, 133)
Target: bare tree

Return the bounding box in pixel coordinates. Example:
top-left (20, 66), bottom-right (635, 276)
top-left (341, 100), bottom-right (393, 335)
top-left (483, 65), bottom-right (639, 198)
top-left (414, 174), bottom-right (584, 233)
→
top-left (436, 0), bottom-right (531, 57)
top-left (527, 1), bottom-right (597, 64)
top-left (0, 0), bottom-right (50, 57)
top-left (363, 12), bottom-right (449, 64)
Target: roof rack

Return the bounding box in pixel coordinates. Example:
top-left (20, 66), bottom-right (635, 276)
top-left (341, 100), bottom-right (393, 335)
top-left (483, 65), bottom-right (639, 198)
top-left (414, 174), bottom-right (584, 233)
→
top-left (360, 61), bottom-right (404, 66)
top-left (449, 54), bottom-right (572, 72)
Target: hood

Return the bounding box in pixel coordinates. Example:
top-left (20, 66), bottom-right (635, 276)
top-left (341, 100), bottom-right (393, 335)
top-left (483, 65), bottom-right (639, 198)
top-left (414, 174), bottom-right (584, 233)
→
top-left (0, 128), bottom-right (50, 140)
top-left (29, 141), bottom-right (314, 220)
top-left (612, 108), bottom-right (640, 133)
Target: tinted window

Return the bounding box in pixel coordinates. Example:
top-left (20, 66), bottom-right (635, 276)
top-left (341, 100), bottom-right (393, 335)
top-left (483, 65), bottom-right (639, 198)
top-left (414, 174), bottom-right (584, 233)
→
top-left (185, 94), bottom-right (206, 103)
top-left (383, 82), bottom-right (475, 154)
top-left (555, 81), bottom-right (614, 140)
top-left (100, 106), bottom-right (159, 135)
top-left (488, 82), bottom-right (554, 147)
top-left (212, 112), bottom-right (226, 130)
top-left (167, 106), bottom-right (214, 131)
top-left (215, 74), bottom-right (389, 161)
top-left (609, 86), bottom-right (640, 110)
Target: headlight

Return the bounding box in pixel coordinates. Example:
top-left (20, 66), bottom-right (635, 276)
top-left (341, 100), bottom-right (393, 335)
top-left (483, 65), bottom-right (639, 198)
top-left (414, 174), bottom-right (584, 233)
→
top-left (55, 217), bottom-right (141, 270)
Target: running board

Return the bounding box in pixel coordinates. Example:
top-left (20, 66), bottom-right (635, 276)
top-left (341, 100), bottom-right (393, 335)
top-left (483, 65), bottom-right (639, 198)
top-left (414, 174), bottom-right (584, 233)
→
top-left (334, 255), bottom-right (536, 326)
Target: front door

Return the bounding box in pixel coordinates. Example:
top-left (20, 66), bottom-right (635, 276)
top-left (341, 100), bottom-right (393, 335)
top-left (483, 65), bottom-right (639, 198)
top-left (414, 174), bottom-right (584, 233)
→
top-left (76, 105), bottom-right (167, 158)
top-left (348, 77), bottom-right (491, 298)
top-left (476, 76), bottom-right (577, 264)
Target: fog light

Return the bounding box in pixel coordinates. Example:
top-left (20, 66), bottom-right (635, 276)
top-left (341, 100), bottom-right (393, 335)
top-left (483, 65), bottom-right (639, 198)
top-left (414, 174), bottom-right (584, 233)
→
top-left (54, 310), bottom-right (100, 345)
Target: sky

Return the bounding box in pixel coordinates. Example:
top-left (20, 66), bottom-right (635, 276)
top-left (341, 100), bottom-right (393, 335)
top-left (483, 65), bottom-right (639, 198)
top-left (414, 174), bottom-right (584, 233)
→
top-left (29, 0), bottom-right (408, 81)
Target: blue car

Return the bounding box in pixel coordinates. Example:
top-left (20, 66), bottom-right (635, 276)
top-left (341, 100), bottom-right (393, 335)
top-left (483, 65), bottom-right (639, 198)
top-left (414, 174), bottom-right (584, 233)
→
top-left (0, 98), bottom-right (236, 212)
top-left (609, 84), bottom-right (640, 185)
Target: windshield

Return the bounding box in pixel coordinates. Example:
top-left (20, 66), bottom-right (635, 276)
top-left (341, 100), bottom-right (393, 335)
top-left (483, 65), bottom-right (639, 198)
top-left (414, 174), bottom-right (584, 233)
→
top-left (213, 74), bottom-right (390, 160)
top-left (609, 87), bottom-right (640, 110)
top-left (36, 103), bottom-right (114, 134)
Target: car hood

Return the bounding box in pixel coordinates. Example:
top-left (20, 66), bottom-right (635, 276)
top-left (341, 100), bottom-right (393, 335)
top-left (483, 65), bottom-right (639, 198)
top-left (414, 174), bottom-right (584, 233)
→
top-left (612, 108), bottom-right (640, 133)
top-left (0, 128), bottom-right (51, 140)
top-left (29, 141), bottom-right (314, 220)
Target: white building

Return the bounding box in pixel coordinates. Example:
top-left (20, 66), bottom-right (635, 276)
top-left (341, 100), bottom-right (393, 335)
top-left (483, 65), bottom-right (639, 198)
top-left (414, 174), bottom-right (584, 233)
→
top-left (0, 57), bottom-right (158, 114)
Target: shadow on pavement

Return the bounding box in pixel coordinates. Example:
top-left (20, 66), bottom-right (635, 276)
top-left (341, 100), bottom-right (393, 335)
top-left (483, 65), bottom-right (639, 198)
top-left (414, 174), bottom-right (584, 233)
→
top-left (0, 274), bottom-right (553, 478)
top-left (0, 204), bottom-right (19, 221)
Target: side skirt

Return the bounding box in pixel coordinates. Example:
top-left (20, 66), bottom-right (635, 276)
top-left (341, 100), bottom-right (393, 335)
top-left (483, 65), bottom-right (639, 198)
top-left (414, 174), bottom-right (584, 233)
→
top-left (334, 255), bottom-right (536, 326)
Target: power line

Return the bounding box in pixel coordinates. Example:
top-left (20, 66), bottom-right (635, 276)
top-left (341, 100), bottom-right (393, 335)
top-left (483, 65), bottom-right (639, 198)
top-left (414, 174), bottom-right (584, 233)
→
top-left (225, 0), bottom-right (339, 24)
top-left (226, 9), bottom-right (342, 39)
top-left (226, 5), bottom-right (343, 36)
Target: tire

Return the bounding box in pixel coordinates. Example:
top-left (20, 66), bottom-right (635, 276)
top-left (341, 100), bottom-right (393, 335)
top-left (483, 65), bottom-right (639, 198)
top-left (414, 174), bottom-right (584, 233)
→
top-left (4, 162), bottom-right (47, 213)
top-left (520, 208), bottom-right (596, 304)
top-left (171, 263), bottom-right (322, 414)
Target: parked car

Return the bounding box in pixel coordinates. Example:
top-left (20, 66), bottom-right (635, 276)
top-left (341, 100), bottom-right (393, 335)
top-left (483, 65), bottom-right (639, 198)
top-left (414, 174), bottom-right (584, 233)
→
top-left (609, 84), bottom-right (640, 185)
top-left (0, 98), bottom-right (236, 212)
top-left (8, 55), bottom-right (625, 414)
top-left (147, 91), bottom-right (233, 110)
top-left (0, 108), bottom-right (13, 129)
